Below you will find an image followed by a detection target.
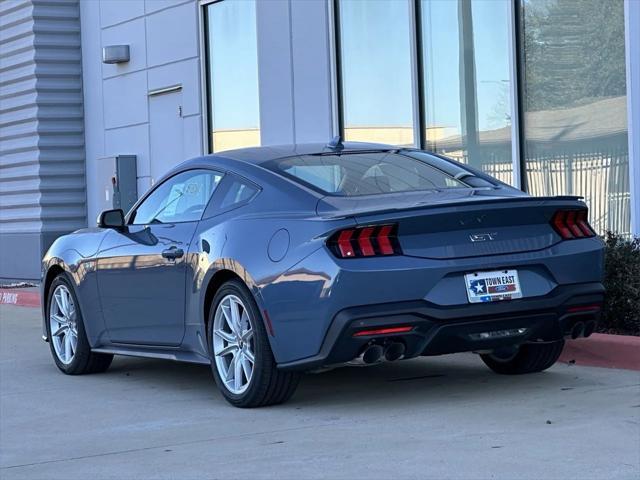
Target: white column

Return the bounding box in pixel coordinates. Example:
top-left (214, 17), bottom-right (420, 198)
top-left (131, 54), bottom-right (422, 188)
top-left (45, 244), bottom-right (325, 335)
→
top-left (255, 0), bottom-right (295, 145)
top-left (80, 0), bottom-right (106, 225)
top-left (255, 0), bottom-right (335, 146)
top-left (625, 0), bottom-right (640, 237)
top-left (290, 0), bottom-right (335, 143)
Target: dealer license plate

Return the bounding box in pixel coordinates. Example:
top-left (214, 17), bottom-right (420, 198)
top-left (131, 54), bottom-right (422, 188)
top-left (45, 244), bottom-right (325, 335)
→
top-left (464, 269), bottom-right (522, 303)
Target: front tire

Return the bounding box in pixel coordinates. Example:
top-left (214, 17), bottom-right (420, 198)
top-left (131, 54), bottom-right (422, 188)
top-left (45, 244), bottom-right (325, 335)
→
top-left (208, 280), bottom-right (300, 407)
top-left (46, 274), bottom-right (113, 374)
top-left (480, 340), bottom-right (565, 375)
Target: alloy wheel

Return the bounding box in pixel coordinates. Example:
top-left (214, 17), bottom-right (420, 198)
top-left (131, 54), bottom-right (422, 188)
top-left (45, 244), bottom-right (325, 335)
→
top-left (212, 294), bottom-right (255, 395)
top-left (49, 285), bottom-right (78, 365)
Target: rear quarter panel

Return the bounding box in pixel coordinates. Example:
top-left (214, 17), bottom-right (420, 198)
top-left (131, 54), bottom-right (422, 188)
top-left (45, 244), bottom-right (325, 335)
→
top-left (188, 179), bottom-right (355, 363)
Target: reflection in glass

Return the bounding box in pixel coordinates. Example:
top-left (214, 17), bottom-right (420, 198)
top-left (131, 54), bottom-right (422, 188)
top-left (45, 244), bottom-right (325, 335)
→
top-left (521, 0), bottom-right (630, 235)
top-left (338, 0), bottom-right (414, 146)
top-left (132, 170), bottom-right (222, 225)
top-left (421, 0), bottom-right (514, 185)
top-left (267, 152), bottom-right (467, 196)
top-left (205, 0), bottom-right (260, 152)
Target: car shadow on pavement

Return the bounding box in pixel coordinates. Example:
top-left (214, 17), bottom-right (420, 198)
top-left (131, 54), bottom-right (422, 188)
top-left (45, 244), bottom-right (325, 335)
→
top-left (291, 356), bottom-right (577, 409)
top-left (102, 353), bottom-right (577, 409)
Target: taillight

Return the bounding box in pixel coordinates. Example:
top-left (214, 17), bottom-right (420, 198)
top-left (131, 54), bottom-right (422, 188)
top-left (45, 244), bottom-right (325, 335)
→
top-left (327, 224), bottom-right (402, 258)
top-left (551, 209), bottom-right (596, 240)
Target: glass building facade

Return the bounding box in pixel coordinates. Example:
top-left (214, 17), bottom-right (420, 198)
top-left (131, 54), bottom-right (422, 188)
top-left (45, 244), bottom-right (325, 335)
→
top-left (332, 0), bottom-right (630, 235)
top-left (1, 0), bottom-right (636, 280)
top-left (520, 0), bottom-right (630, 236)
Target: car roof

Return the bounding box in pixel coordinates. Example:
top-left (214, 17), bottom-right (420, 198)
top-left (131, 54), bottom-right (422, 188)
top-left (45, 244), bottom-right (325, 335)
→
top-left (159, 142), bottom-right (511, 202)
top-left (187, 141), bottom-right (395, 166)
top-left (162, 142), bottom-right (397, 198)
top-left (174, 141), bottom-right (493, 191)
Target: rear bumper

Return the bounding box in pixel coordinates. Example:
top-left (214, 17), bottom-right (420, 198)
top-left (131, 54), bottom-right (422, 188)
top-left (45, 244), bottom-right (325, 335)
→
top-left (277, 282), bottom-right (604, 371)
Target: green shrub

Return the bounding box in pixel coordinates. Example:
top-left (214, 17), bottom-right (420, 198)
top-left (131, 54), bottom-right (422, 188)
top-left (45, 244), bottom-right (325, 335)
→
top-left (600, 232), bottom-right (640, 336)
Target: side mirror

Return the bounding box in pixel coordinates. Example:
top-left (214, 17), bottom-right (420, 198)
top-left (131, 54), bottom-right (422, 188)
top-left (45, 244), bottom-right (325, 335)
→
top-left (97, 209), bottom-right (125, 229)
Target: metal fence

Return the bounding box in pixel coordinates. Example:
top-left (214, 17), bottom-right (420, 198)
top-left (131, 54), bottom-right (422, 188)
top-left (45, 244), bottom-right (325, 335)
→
top-left (442, 139), bottom-right (631, 236)
top-left (524, 145), bottom-right (631, 236)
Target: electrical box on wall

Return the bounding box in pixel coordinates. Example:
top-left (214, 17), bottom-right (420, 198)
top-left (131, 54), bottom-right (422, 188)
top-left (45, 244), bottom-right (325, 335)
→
top-left (97, 155), bottom-right (138, 216)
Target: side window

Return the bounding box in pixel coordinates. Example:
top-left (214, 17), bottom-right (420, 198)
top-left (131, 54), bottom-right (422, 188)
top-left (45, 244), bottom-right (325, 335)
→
top-left (131, 170), bottom-right (222, 225)
top-left (219, 178), bottom-right (259, 210)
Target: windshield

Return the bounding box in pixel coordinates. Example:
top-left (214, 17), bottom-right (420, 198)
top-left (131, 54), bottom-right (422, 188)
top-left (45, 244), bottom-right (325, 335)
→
top-left (265, 151), bottom-right (468, 196)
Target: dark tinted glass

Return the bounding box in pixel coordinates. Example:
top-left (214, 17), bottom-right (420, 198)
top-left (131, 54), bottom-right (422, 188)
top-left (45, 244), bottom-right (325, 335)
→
top-left (266, 152), bottom-right (467, 196)
top-left (219, 179), bottom-right (259, 209)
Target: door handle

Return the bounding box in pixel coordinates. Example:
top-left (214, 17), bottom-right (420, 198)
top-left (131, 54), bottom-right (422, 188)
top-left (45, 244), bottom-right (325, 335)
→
top-left (162, 246), bottom-right (184, 260)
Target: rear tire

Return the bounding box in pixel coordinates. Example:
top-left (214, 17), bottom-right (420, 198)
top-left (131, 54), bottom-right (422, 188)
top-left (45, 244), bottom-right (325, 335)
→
top-left (207, 280), bottom-right (300, 408)
top-left (46, 275), bottom-right (113, 375)
top-left (480, 340), bottom-right (565, 375)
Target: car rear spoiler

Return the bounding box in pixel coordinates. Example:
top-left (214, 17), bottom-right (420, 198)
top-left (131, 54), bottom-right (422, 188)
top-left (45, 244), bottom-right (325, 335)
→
top-left (317, 195), bottom-right (585, 220)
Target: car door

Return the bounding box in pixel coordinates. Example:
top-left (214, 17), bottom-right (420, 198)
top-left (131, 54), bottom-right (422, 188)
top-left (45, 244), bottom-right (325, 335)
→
top-left (97, 169), bottom-right (223, 345)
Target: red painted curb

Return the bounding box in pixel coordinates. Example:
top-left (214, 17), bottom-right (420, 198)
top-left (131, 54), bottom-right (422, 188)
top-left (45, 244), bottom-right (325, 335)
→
top-left (0, 289), bottom-right (40, 308)
top-left (560, 333), bottom-right (640, 371)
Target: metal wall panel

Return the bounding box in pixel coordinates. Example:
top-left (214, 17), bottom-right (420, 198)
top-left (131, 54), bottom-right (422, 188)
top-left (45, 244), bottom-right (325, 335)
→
top-left (0, 0), bottom-right (87, 279)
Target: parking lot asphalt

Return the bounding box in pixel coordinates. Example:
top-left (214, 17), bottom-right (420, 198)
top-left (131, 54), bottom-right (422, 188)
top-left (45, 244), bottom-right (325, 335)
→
top-left (1, 304), bottom-right (639, 480)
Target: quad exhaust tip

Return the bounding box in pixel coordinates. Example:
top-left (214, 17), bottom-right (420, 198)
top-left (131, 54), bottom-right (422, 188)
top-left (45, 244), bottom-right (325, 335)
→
top-left (361, 344), bottom-right (384, 364)
top-left (384, 342), bottom-right (405, 361)
top-left (583, 320), bottom-right (596, 338)
top-left (566, 320), bottom-right (597, 339)
top-left (570, 322), bottom-right (585, 340)
top-left (355, 342), bottom-right (406, 365)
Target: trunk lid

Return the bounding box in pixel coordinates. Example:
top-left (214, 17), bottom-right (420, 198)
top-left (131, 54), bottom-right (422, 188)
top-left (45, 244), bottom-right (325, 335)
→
top-left (317, 190), bottom-right (584, 260)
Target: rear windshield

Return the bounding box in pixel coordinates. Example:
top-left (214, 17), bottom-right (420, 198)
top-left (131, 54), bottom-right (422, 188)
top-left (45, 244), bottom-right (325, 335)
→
top-left (265, 151), bottom-right (468, 196)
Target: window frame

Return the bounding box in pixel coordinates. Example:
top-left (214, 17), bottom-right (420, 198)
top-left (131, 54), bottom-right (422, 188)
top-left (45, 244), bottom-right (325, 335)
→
top-left (198, 0), bottom-right (217, 155)
top-left (127, 168), bottom-right (225, 226)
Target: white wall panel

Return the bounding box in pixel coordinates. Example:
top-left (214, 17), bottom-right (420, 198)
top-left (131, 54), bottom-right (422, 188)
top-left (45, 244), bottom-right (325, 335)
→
top-left (102, 71), bottom-right (148, 129)
top-left (99, 0), bottom-right (144, 28)
top-left (146, 2), bottom-right (198, 67)
top-left (145, 0), bottom-right (192, 14)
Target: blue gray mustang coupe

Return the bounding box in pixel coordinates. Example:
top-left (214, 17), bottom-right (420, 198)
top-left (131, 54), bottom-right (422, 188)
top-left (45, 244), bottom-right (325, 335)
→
top-left (42, 141), bottom-right (605, 407)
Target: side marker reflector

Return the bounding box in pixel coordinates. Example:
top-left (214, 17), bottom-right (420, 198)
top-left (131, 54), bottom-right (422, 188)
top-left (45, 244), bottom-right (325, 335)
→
top-left (353, 326), bottom-right (413, 337)
top-left (566, 304), bottom-right (601, 313)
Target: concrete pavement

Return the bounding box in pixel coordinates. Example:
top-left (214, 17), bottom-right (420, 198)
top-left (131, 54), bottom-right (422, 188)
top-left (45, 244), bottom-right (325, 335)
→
top-left (1, 304), bottom-right (639, 479)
